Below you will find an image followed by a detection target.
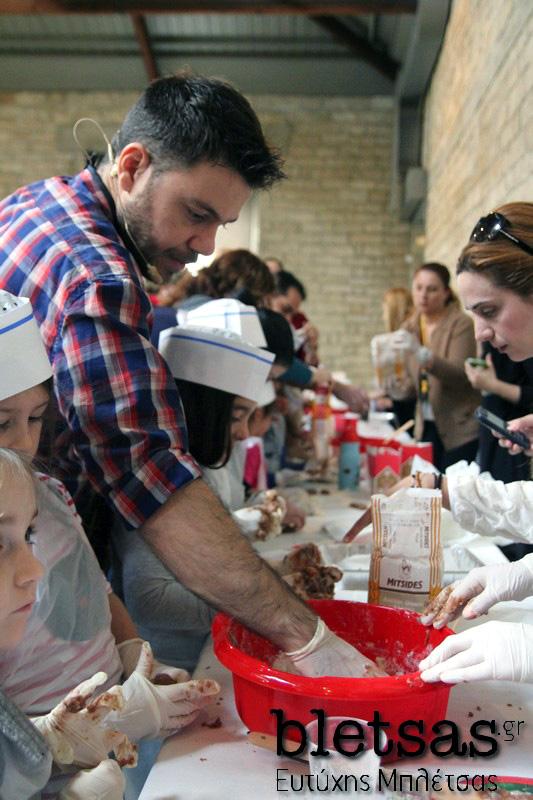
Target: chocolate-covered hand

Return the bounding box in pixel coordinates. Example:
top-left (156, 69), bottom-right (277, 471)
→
top-left (32, 672), bottom-right (136, 768)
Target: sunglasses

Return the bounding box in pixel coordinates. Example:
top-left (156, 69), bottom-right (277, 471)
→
top-left (470, 212), bottom-right (533, 256)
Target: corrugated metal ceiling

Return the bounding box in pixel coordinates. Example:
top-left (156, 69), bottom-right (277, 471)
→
top-left (0, 10), bottom-right (415, 94)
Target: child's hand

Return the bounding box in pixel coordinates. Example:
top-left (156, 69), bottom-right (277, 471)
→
top-left (117, 637), bottom-right (190, 683)
top-left (106, 642), bottom-right (220, 740)
top-left (32, 672), bottom-right (137, 768)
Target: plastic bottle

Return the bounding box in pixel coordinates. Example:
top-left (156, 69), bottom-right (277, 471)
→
top-left (312, 383), bottom-right (333, 475)
top-left (338, 413), bottom-right (360, 490)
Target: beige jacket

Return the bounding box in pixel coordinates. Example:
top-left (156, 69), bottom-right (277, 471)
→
top-left (403, 304), bottom-right (481, 451)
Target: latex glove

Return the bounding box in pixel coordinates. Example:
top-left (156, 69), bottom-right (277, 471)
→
top-left (420, 555), bottom-right (533, 628)
top-left (283, 499), bottom-right (306, 531)
top-left (416, 346), bottom-right (433, 367)
top-left (31, 672), bottom-right (136, 769)
top-left (59, 759), bottom-right (125, 800)
top-left (107, 641), bottom-right (220, 740)
top-left (237, 490), bottom-right (287, 540)
top-left (391, 330), bottom-right (418, 352)
top-left (117, 637), bottom-right (190, 683)
top-left (284, 618), bottom-right (386, 678)
top-left (420, 621), bottom-right (533, 683)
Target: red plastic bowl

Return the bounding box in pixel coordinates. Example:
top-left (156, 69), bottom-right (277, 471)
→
top-left (212, 599), bottom-right (453, 758)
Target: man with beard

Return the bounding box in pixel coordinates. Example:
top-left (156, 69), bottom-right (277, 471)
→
top-left (0, 72), bottom-right (376, 678)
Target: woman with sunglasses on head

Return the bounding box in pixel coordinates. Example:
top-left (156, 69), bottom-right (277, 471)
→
top-left (371, 204), bottom-right (533, 686)
top-left (401, 262), bottom-right (481, 471)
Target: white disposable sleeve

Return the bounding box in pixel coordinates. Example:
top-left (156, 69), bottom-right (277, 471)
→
top-left (448, 473), bottom-right (533, 543)
top-left (59, 759), bottom-right (125, 800)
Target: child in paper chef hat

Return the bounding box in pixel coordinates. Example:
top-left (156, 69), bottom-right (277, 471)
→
top-left (0, 292), bottom-right (220, 796)
top-left (175, 299), bottom-right (307, 526)
top-left (111, 324), bottom-right (284, 671)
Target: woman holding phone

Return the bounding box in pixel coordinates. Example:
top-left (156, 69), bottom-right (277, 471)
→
top-left (349, 204), bottom-right (533, 541)
top-left (347, 203), bottom-right (533, 685)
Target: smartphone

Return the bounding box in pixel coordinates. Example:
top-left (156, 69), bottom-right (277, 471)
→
top-left (475, 407), bottom-right (531, 449)
top-left (466, 357), bottom-right (488, 369)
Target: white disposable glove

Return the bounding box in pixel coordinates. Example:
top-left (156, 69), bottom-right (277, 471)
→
top-left (419, 621), bottom-right (533, 684)
top-left (420, 555), bottom-right (533, 629)
top-left (391, 330), bottom-right (418, 352)
top-left (107, 641), bottom-right (220, 740)
top-left (31, 672), bottom-right (136, 769)
top-left (416, 346), bottom-right (433, 366)
top-left (59, 759), bottom-right (125, 800)
top-left (283, 499), bottom-right (306, 531)
top-left (284, 619), bottom-right (386, 678)
top-left (117, 637), bottom-right (190, 683)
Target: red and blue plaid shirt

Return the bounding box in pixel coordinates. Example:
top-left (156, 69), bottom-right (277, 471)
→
top-left (0, 167), bottom-right (200, 528)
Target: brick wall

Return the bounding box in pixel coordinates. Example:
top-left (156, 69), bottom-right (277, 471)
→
top-left (422, 0), bottom-right (533, 270)
top-left (256, 95), bottom-right (413, 383)
top-left (0, 91), bottom-right (413, 385)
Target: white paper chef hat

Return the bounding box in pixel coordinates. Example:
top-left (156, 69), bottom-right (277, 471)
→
top-left (256, 379), bottom-right (276, 407)
top-left (177, 299), bottom-right (267, 347)
top-left (159, 325), bottom-right (275, 404)
top-left (0, 291), bottom-right (53, 402)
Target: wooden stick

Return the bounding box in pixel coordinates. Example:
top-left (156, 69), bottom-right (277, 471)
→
top-left (343, 505), bottom-right (372, 542)
top-left (247, 731), bottom-right (308, 764)
top-left (382, 418), bottom-right (414, 445)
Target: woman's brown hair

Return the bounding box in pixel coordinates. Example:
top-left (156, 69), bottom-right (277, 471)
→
top-left (171, 249), bottom-right (275, 308)
top-left (413, 262), bottom-right (457, 305)
top-left (457, 202), bottom-right (533, 298)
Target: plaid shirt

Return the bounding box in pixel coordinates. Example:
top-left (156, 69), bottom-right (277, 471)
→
top-left (0, 167), bottom-right (200, 528)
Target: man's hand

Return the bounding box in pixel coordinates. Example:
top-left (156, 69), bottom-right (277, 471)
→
top-left (107, 642), bottom-right (220, 740)
top-left (332, 381), bottom-right (369, 416)
top-left (285, 619), bottom-right (386, 678)
top-left (419, 621), bottom-right (533, 683)
top-left (31, 672), bottom-right (137, 768)
top-left (499, 413), bottom-right (533, 455)
top-left (117, 637), bottom-right (189, 683)
top-left (59, 759), bottom-right (125, 800)
top-left (420, 556), bottom-right (533, 629)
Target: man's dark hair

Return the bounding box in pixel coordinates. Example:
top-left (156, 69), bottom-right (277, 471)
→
top-left (275, 270), bottom-right (307, 301)
top-left (257, 308), bottom-right (294, 368)
top-left (112, 71), bottom-right (285, 189)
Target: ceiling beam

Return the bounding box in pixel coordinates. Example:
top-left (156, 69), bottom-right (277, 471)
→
top-left (0, 1), bottom-right (417, 14)
top-left (312, 15), bottom-right (398, 80)
top-left (0, 47), bottom-right (370, 58)
top-left (130, 12), bottom-right (159, 80)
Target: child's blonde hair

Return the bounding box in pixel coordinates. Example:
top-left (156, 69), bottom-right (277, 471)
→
top-left (382, 287), bottom-right (414, 332)
top-left (0, 448), bottom-right (36, 505)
